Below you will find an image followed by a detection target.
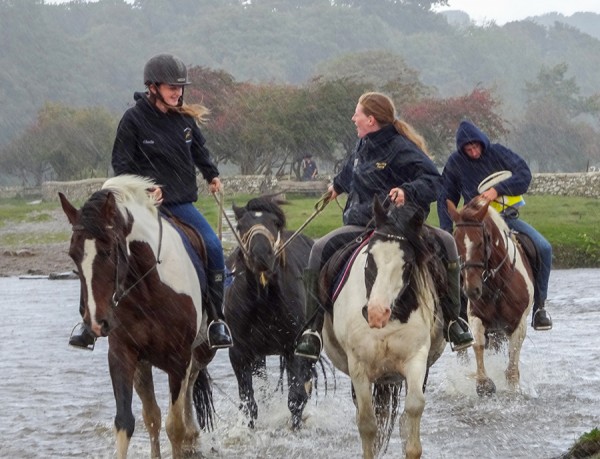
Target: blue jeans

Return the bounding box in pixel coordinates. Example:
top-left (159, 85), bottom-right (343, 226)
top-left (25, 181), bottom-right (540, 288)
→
top-left (505, 217), bottom-right (552, 301)
top-left (163, 202), bottom-right (224, 272)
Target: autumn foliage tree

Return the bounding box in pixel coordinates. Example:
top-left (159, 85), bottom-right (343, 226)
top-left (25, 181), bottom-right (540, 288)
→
top-left (403, 87), bottom-right (508, 166)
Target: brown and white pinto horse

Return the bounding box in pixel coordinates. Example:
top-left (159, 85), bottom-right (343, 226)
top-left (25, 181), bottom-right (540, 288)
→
top-left (447, 196), bottom-right (534, 396)
top-left (59, 175), bottom-right (216, 459)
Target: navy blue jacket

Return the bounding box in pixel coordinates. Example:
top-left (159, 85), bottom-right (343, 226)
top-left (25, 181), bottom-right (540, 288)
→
top-left (333, 124), bottom-right (441, 227)
top-left (437, 121), bottom-right (531, 232)
top-left (112, 92), bottom-right (219, 205)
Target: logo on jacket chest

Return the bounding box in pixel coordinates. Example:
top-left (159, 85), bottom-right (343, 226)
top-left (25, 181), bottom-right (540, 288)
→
top-left (375, 162), bottom-right (387, 169)
top-left (184, 127), bottom-right (192, 143)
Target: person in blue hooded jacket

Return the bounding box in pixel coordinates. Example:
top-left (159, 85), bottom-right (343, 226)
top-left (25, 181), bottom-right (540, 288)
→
top-left (437, 120), bottom-right (553, 330)
top-left (294, 92), bottom-right (474, 361)
top-left (68, 53), bottom-right (233, 350)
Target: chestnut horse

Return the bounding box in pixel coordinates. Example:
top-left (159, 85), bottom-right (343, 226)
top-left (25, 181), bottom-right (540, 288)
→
top-left (447, 196), bottom-right (534, 396)
top-left (323, 199), bottom-right (446, 459)
top-left (59, 175), bottom-right (216, 458)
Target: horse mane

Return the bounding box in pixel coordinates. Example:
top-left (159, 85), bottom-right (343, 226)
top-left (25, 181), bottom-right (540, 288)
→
top-left (244, 196), bottom-right (287, 229)
top-left (102, 175), bottom-right (160, 215)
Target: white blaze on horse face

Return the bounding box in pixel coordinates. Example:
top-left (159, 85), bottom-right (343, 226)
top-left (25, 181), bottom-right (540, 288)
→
top-left (367, 240), bottom-right (407, 328)
top-left (81, 239), bottom-right (100, 333)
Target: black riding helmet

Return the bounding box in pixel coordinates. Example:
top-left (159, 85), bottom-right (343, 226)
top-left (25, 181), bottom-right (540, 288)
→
top-left (144, 53), bottom-right (191, 86)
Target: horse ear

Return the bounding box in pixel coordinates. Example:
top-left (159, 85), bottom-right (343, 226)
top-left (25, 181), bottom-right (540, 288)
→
top-left (409, 205), bottom-right (425, 228)
top-left (372, 195), bottom-right (387, 225)
top-left (447, 199), bottom-right (460, 222)
top-left (232, 203), bottom-right (245, 221)
top-left (59, 192), bottom-right (79, 226)
top-left (474, 195), bottom-right (491, 220)
top-left (102, 192), bottom-right (118, 225)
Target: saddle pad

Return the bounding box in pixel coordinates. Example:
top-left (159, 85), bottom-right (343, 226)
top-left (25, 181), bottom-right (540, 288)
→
top-left (330, 236), bottom-right (371, 304)
top-left (160, 212), bottom-right (207, 292)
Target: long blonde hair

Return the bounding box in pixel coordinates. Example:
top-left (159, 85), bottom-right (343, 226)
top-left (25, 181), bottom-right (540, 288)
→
top-left (358, 92), bottom-right (431, 157)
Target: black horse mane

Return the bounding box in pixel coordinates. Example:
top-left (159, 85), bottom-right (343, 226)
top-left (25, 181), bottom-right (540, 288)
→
top-left (78, 189), bottom-right (115, 239)
top-left (244, 196), bottom-right (287, 229)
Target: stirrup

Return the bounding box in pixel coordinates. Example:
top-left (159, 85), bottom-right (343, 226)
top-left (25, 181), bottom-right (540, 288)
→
top-left (294, 329), bottom-right (323, 360)
top-left (207, 320), bottom-right (233, 349)
top-left (68, 323), bottom-right (96, 351)
top-left (447, 318), bottom-right (474, 352)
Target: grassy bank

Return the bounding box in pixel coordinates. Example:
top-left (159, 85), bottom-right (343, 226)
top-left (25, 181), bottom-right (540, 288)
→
top-left (196, 193), bottom-right (600, 269)
top-left (1, 194), bottom-right (599, 268)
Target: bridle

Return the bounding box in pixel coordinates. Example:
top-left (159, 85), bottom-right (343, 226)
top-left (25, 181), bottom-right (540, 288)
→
top-left (239, 223), bottom-right (285, 286)
top-left (456, 219), bottom-right (516, 285)
top-left (72, 212), bottom-right (164, 309)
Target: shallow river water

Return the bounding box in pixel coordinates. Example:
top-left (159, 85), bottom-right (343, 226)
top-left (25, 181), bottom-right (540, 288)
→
top-left (1, 269), bottom-right (598, 458)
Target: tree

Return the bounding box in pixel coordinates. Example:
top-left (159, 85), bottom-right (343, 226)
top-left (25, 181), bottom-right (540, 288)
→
top-left (403, 87), bottom-right (507, 165)
top-left (0, 103), bottom-right (116, 184)
top-left (511, 63), bottom-right (600, 172)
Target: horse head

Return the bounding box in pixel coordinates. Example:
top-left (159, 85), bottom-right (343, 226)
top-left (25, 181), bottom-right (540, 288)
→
top-left (232, 196), bottom-right (287, 285)
top-left (447, 196), bottom-right (511, 301)
top-left (364, 196), bottom-right (426, 329)
top-left (60, 189), bottom-right (133, 338)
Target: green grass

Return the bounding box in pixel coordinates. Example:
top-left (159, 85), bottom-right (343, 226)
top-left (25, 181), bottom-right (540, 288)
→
top-left (2, 194), bottom-right (599, 268)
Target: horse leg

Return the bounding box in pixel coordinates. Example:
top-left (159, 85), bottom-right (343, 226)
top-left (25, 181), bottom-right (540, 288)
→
top-left (349, 366), bottom-right (377, 459)
top-left (133, 361), bottom-right (161, 459)
top-left (229, 350), bottom-right (258, 428)
top-left (182, 362), bottom-right (200, 453)
top-left (165, 364), bottom-right (193, 459)
top-left (471, 318), bottom-right (496, 396)
top-left (108, 348), bottom-right (137, 459)
top-left (285, 354), bottom-right (311, 430)
top-left (505, 319), bottom-right (527, 391)
top-left (400, 358), bottom-right (427, 459)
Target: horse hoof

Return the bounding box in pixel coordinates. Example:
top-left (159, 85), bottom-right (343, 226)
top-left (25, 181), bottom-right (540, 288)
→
top-left (476, 379), bottom-right (496, 397)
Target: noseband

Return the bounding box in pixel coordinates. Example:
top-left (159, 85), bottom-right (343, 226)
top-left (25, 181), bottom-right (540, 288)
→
top-left (240, 223), bottom-right (285, 283)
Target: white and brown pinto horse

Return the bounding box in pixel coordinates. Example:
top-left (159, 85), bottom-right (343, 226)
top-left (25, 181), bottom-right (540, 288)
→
top-left (447, 196), bottom-right (534, 396)
top-left (323, 199), bottom-right (446, 459)
top-left (59, 175), bottom-right (216, 459)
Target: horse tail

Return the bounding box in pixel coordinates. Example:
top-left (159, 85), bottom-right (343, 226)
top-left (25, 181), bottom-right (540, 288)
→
top-left (193, 367), bottom-right (216, 432)
top-left (372, 382), bottom-right (402, 456)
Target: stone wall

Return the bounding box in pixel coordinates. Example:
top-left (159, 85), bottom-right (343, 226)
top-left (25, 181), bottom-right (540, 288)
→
top-left (15, 171), bottom-right (600, 202)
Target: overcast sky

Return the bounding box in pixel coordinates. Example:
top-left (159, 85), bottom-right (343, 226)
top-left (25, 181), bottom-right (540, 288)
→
top-left (434, 0), bottom-right (600, 25)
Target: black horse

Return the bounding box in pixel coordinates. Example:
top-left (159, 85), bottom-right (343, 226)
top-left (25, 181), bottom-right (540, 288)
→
top-left (224, 197), bottom-right (314, 430)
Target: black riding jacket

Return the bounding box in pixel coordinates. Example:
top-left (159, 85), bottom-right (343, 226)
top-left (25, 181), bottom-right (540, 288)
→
top-left (112, 92), bottom-right (219, 205)
top-left (333, 124), bottom-right (442, 227)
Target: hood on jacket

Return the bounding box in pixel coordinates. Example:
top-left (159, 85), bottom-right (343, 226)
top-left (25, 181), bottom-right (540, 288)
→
top-left (456, 120), bottom-right (491, 156)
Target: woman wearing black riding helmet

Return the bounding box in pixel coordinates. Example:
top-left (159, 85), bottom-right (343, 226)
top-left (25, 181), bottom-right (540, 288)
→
top-left (68, 53), bottom-right (233, 350)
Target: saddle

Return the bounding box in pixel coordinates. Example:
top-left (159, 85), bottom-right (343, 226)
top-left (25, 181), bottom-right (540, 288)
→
top-left (319, 233), bottom-right (372, 314)
top-left (160, 211), bottom-right (208, 291)
top-left (512, 231), bottom-right (541, 305)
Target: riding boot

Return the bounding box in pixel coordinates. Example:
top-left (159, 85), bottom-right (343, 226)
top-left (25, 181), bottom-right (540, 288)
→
top-left (294, 269), bottom-right (324, 361)
top-left (442, 260), bottom-right (475, 352)
top-left (206, 269), bottom-right (233, 349)
top-left (69, 323), bottom-right (96, 350)
top-left (531, 296), bottom-right (553, 330)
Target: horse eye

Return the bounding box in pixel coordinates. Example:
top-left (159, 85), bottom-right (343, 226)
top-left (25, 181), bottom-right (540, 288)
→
top-left (97, 249), bottom-right (112, 258)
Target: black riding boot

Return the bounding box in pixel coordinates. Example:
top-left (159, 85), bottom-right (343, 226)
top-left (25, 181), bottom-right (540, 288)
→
top-left (206, 269), bottom-right (233, 349)
top-left (531, 292), bottom-right (553, 331)
top-left (68, 299), bottom-right (96, 350)
top-left (294, 269), bottom-right (324, 361)
top-left (442, 260), bottom-right (475, 352)
top-left (69, 324), bottom-right (96, 350)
